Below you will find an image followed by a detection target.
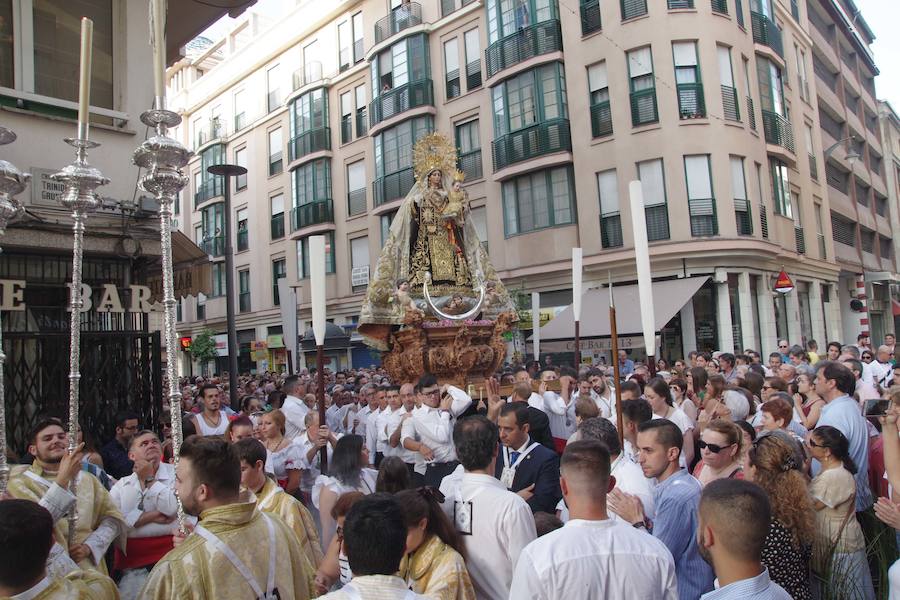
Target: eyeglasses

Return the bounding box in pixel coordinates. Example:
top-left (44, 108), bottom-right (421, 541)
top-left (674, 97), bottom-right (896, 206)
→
top-left (807, 439), bottom-right (824, 449)
top-left (423, 389), bottom-right (441, 396)
top-left (762, 385), bottom-right (772, 390)
top-left (699, 440), bottom-right (735, 453)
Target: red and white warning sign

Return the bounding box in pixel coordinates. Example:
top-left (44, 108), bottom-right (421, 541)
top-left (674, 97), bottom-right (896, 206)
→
top-left (774, 269), bottom-right (794, 294)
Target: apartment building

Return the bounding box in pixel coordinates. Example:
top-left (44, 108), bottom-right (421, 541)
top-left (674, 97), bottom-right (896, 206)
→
top-left (168, 0), bottom-right (890, 373)
top-left (879, 100), bottom-right (900, 335)
top-left (807, 0), bottom-right (894, 345)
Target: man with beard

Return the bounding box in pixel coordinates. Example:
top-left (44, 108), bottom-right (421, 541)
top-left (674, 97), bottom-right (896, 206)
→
top-left (140, 436), bottom-right (315, 599)
top-left (233, 438), bottom-right (323, 570)
top-left (0, 500), bottom-right (118, 599)
top-left (696, 479), bottom-right (790, 599)
top-left (109, 430), bottom-right (180, 596)
top-left (99, 410), bottom-right (139, 479)
top-left (190, 384), bottom-right (229, 437)
top-left (8, 418), bottom-right (126, 574)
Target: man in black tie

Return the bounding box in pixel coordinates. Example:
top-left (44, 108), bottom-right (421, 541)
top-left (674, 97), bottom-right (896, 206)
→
top-left (494, 402), bottom-right (561, 513)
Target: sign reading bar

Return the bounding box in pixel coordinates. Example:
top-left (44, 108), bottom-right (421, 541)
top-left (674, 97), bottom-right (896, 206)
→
top-left (541, 335), bottom-right (661, 353)
top-left (0, 280), bottom-right (158, 313)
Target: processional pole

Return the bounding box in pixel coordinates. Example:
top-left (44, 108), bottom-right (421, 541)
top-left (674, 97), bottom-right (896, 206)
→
top-left (133, 0), bottom-right (192, 532)
top-left (609, 272), bottom-right (624, 448)
top-left (52, 17), bottom-right (108, 546)
top-left (572, 247), bottom-right (582, 370)
top-left (0, 128), bottom-right (29, 496)
top-left (309, 236), bottom-right (328, 472)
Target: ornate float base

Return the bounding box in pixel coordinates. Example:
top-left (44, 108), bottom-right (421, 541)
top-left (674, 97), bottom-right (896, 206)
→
top-left (382, 314), bottom-right (514, 387)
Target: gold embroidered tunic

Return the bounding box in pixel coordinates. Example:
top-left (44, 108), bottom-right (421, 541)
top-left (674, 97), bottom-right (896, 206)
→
top-left (138, 498), bottom-right (315, 600)
top-left (398, 534), bottom-right (475, 600)
top-left (254, 477), bottom-right (324, 568)
top-left (410, 185), bottom-right (469, 290)
top-left (0, 571), bottom-right (119, 600)
top-left (7, 463), bottom-right (127, 575)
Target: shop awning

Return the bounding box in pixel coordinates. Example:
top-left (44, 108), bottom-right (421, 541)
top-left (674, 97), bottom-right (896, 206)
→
top-left (534, 276), bottom-right (710, 340)
top-left (146, 230), bottom-right (211, 302)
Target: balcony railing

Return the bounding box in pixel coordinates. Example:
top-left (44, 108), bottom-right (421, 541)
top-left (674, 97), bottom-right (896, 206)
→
top-left (485, 20), bottom-right (563, 79)
top-left (668, 0), bottom-right (694, 7)
top-left (356, 109), bottom-right (368, 137)
top-left (348, 188), bottom-right (367, 216)
top-left (291, 199), bottom-right (334, 231)
top-left (369, 79), bottom-right (434, 127)
top-left (630, 88), bottom-right (659, 126)
top-left (590, 101), bottom-right (613, 138)
top-left (795, 226), bottom-right (806, 254)
top-left (677, 82), bottom-right (706, 119)
top-left (747, 96), bottom-right (756, 130)
top-left (194, 178), bottom-right (223, 207)
top-left (809, 154), bottom-right (818, 180)
top-left (374, 166), bottom-right (415, 207)
top-left (289, 127), bottom-right (331, 162)
top-left (340, 117), bottom-right (352, 144)
top-left (601, 213), bottom-right (624, 248)
top-left (689, 198), bottom-right (718, 237)
top-left (751, 11), bottom-right (784, 58)
top-left (646, 204), bottom-right (670, 241)
top-left (721, 85), bottom-right (740, 121)
top-left (491, 118), bottom-right (572, 172)
top-left (293, 62), bottom-right (324, 91)
top-left (200, 235), bottom-right (225, 258)
top-left (711, 0), bottom-right (728, 15)
top-left (581, 0), bottom-right (601, 35)
top-left (458, 149), bottom-right (483, 180)
top-left (374, 2), bottom-right (422, 44)
top-left (441, 0), bottom-right (478, 17)
top-left (237, 229), bottom-right (249, 252)
top-left (239, 292), bottom-right (251, 313)
top-left (195, 120), bottom-right (225, 149)
top-left (761, 110), bottom-right (795, 153)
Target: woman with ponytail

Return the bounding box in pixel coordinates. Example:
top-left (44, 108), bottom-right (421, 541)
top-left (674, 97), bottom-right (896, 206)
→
top-left (807, 426), bottom-right (875, 599)
top-left (395, 487), bottom-right (475, 600)
top-left (747, 431), bottom-right (816, 599)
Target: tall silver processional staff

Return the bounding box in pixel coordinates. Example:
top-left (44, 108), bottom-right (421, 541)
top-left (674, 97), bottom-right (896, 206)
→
top-left (133, 0), bottom-right (192, 532)
top-left (0, 128), bottom-right (29, 497)
top-left (52, 17), bottom-right (108, 546)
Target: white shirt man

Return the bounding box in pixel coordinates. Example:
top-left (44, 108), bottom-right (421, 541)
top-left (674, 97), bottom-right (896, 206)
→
top-left (542, 389), bottom-right (577, 441)
top-left (438, 416), bottom-right (536, 600)
top-left (512, 439), bottom-right (677, 599)
top-left (295, 413), bottom-right (339, 496)
top-left (281, 379), bottom-right (310, 441)
top-left (403, 385), bottom-right (472, 466)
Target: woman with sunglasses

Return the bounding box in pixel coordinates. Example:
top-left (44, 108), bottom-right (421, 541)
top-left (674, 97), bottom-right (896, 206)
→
top-left (747, 432), bottom-right (815, 600)
top-left (692, 419), bottom-right (744, 486)
top-left (807, 426), bottom-right (875, 599)
top-left (793, 372), bottom-right (825, 430)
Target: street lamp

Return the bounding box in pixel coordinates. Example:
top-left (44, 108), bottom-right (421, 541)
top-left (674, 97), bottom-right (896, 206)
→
top-left (207, 163), bottom-right (247, 408)
top-left (823, 135), bottom-right (861, 163)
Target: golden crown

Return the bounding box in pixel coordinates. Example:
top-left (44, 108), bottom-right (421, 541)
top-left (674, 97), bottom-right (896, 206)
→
top-left (453, 169), bottom-right (466, 182)
top-left (412, 132), bottom-right (458, 184)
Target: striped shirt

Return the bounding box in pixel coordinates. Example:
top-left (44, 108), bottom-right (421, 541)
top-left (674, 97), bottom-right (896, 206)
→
top-left (700, 568), bottom-right (791, 599)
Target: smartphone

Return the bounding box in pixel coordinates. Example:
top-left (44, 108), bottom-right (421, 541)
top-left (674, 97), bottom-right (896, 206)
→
top-left (864, 399), bottom-right (890, 417)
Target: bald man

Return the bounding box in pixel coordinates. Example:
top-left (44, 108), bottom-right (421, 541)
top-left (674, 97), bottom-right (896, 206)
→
top-left (510, 440), bottom-right (676, 599)
top-left (696, 479), bottom-right (790, 598)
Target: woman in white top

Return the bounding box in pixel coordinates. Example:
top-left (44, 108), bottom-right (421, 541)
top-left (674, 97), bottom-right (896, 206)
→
top-left (644, 377), bottom-right (695, 467)
top-left (313, 434), bottom-right (377, 548)
top-left (259, 409), bottom-right (303, 495)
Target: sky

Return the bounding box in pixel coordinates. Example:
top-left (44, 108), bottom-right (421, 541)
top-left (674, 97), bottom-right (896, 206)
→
top-left (854, 0), bottom-right (899, 109)
top-left (198, 0), bottom-right (899, 108)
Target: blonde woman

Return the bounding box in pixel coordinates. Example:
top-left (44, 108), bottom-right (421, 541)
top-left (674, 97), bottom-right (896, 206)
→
top-left (259, 409), bottom-right (303, 495)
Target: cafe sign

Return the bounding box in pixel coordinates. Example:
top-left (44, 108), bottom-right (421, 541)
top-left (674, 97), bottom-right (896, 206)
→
top-left (0, 280), bottom-right (159, 313)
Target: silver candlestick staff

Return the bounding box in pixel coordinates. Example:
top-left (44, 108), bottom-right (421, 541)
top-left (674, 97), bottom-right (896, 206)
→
top-left (133, 100), bottom-right (191, 532)
top-left (51, 134), bottom-right (108, 546)
top-left (0, 127), bottom-right (29, 497)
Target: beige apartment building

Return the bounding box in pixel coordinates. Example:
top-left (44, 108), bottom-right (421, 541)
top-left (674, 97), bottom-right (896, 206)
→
top-left (167, 0), bottom-right (893, 374)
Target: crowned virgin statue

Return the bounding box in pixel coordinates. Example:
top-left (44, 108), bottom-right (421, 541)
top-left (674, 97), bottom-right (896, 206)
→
top-left (359, 132), bottom-right (517, 351)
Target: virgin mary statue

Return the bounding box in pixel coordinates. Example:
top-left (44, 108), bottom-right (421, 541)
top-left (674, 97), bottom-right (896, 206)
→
top-left (359, 132), bottom-right (516, 350)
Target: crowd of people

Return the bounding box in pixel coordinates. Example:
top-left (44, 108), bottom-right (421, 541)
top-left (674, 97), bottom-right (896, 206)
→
top-left (3, 333), bottom-right (900, 599)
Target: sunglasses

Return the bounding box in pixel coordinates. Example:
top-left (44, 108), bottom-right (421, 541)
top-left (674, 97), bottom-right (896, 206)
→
top-left (699, 440), bottom-right (735, 453)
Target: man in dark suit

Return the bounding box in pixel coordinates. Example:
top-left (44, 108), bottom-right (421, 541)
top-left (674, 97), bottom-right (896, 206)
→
top-left (494, 402), bottom-right (562, 513)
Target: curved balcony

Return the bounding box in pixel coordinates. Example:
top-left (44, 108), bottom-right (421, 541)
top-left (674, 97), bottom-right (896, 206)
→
top-left (369, 79), bottom-right (434, 128)
top-left (293, 62), bottom-right (324, 92)
top-left (485, 20), bottom-right (563, 80)
top-left (291, 199), bottom-right (334, 231)
top-left (761, 110), bottom-right (795, 154)
top-left (289, 127), bottom-right (332, 163)
top-left (375, 2), bottom-right (422, 44)
top-left (374, 166), bottom-right (415, 207)
top-left (491, 118), bottom-right (572, 172)
top-left (751, 11), bottom-right (783, 58)
top-left (194, 178), bottom-right (223, 208)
